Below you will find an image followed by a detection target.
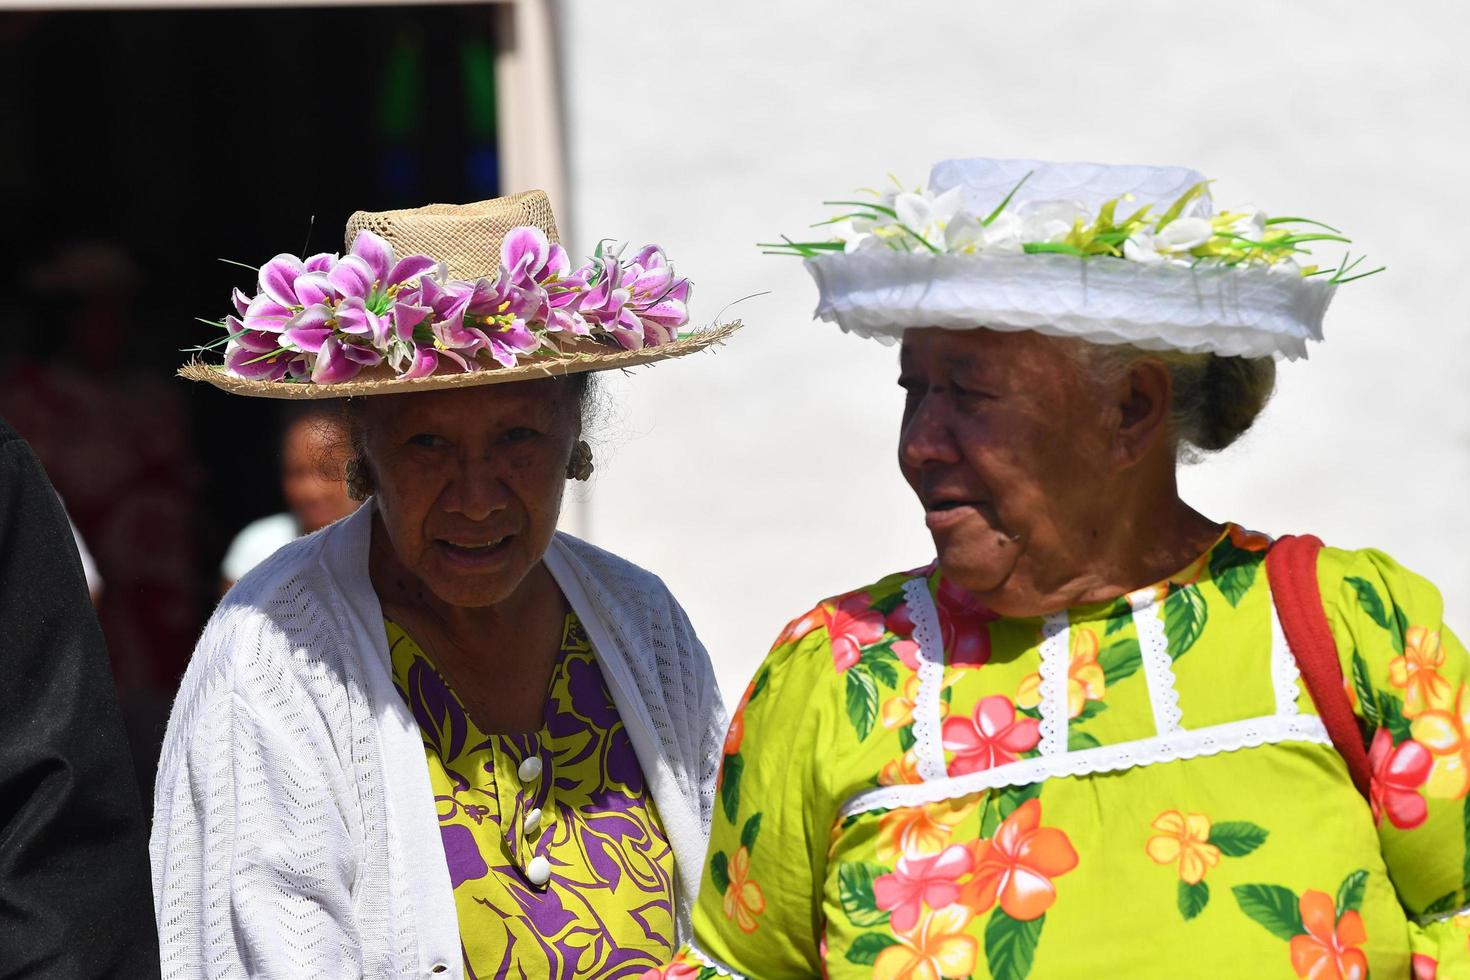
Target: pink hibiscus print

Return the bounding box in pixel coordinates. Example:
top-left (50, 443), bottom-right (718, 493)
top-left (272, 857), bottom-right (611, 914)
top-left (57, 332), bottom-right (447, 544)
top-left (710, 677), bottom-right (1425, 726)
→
top-left (886, 571), bottom-right (998, 670)
top-left (1368, 727), bottom-right (1432, 829)
top-left (822, 593), bottom-right (887, 672)
top-left (873, 844), bottom-right (974, 933)
top-left (941, 696), bottom-right (1040, 776)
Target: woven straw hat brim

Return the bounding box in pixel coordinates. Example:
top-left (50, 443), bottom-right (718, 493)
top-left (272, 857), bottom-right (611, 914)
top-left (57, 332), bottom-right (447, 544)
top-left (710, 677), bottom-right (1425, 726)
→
top-left (179, 321), bottom-right (740, 399)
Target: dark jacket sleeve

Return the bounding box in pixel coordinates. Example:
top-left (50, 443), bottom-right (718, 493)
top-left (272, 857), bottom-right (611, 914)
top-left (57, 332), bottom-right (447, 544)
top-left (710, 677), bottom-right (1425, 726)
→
top-left (0, 419), bottom-right (161, 979)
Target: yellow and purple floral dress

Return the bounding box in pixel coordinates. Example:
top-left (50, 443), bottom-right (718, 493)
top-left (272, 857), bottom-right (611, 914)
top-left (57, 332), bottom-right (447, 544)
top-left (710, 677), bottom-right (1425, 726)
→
top-left (657, 526), bottom-right (1470, 979)
top-left (388, 613), bottom-right (675, 978)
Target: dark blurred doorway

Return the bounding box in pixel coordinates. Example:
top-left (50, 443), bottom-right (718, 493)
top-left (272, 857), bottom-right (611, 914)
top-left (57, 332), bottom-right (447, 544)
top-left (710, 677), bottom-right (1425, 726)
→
top-left (0, 3), bottom-right (503, 802)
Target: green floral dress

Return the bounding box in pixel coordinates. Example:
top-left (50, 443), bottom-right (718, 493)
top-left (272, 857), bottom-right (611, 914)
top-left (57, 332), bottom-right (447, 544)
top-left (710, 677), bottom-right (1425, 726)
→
top-left (388, 612), bottom-right (676, 978)
top-left (654, 526), bottom-right (1469, 979)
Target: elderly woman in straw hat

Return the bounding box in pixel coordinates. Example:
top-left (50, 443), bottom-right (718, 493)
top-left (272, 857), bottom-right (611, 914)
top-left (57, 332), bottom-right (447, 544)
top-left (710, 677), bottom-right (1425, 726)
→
top-left (653, 159), bottom-right (1468, 979)
top-left (151, 192), bottom-right (736, 979)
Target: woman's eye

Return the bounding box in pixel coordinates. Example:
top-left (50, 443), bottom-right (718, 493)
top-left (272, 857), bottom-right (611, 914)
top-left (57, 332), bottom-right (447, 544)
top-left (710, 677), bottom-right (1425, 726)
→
top-left (505, 426), bottom-right (538, 443)
top-left (408, 433), bottom-right (444, 448)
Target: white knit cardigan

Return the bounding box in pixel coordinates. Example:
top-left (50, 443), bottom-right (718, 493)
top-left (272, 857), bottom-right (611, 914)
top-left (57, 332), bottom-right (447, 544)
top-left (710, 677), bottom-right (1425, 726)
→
top-left (150, 503), bottom-right (725, 979)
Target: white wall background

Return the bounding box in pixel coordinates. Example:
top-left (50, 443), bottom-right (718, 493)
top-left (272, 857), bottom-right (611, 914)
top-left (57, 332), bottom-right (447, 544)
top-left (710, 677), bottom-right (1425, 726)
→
top-left (557, 0), bottom-right (1470, 705)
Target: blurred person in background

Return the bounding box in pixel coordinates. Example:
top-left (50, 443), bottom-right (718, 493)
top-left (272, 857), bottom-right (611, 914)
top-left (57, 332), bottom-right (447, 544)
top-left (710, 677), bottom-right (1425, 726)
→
top-left (0, 415), bottom-right (160, 978)
top-left (658, 158), bottom-right (1467, 978)
top-left (219, 405), bottom-right (359, 593)
top-left (151, 193), bottom-right (739, 979)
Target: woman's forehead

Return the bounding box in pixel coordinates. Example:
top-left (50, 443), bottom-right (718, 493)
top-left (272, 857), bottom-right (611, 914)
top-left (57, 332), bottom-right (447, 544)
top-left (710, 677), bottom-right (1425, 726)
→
top-left (365, 378), bottom-right (573, 426)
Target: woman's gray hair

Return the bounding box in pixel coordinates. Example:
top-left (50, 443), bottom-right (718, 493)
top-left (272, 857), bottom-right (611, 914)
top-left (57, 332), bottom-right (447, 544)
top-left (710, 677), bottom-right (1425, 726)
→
top-left (1077, 342), bottom-right (1277, 459)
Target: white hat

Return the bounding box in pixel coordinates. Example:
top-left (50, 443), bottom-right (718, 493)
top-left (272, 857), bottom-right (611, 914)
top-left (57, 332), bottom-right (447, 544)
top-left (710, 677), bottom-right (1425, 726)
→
top-left (775, 158), bottom-right (1377, 360)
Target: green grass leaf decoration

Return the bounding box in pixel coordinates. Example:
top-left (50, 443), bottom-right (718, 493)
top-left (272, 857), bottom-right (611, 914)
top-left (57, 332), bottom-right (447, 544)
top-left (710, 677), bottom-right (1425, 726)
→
top-left (1233, 884), bottom-right (1306, 941)
top-left (845, 931), bottom-right (901, 966)
top-left (1099, 637), bottom-right (1143, 685)
top-left (985, 908), bottom-right (1045, 980)
top-left (720, 754), bottom-right (744, 824)
top-left (709, 851), bottom-right (731, 893)
top-left (1335, 870), bottom-right (1368, 918)
top-left (1179, 880), bottom-right (1211, 920)
top-left (837, 861), bottom-right (892, 928)
top-left (1164, 585), bottom-right (1209, 659)
top-left (740, 813), bottom-right (763, 853)
top-left (845, 667), bottom-right (880, 742)
top-left (1208, 821), bottom-right (1269, 858)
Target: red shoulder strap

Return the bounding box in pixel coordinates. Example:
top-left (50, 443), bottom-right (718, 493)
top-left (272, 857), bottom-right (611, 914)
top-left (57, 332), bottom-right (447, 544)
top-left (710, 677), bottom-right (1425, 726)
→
top-left (1265, 534), bottom-right (1374, 802)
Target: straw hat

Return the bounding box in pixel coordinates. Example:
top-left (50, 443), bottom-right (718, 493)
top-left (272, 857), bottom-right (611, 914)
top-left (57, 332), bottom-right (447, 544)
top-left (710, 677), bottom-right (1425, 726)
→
top-left (769, 158), bottom-right (1379, 360)
top-left (182, 190), bottom-right (738, 399)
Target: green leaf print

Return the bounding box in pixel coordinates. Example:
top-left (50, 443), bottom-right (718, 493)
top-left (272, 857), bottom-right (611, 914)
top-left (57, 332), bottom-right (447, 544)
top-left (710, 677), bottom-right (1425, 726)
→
top-left (1098, 637), bottom-right (1143, 686)
top-left (1209, 539), bottom-right (1259, 608)
top-left (870, 589), bottom-right (907, 617)
top-left (1103, 597), bottom-right (1133, 635)
top-left (1462, 796), bottom-right (1470, 894)
top-left (845, 666), bottom-right (880, 742)
top-left (845, 932), bottom-right (901, 966)
top-left (1067, 730), bottom-right (1102, 751)
top-left (1379, 693), bottom-right (1413, 744)
top-left (1345, 575), bottom-right (1407, 652)
top-left (695, 968), bottom-right (722, 980)
top-left (984, 908), bottom-right (1044, 980)
top-left (750, 666), bottom-right (770, 704)
top-left (1422, 891), bottom-right (1462, 917)
top-left (720, 754), bottom-right (743, 824)
top-left (837, 861), bottom-right (891, 927)
top-left (1351, 650), bottom-right (1381, 728)
top-left (709, 851), bottom-right (730, 893)
top-left (983, 783), bottom-right (1043, 838)
top-left (865, 647), bottom-right (901, 689)
top-left (1074, 700), bottom-right (1109, 723)
top-left (1208, 821), bottom-right (1269, 857)
top-left (1335, 870), bottom-right (1368, 918)
top-left (740, 813), bottom-right (762, 853)
top-left (1233, 884), bottom-right (1306, 941)
top-left (1164, 584), bottom-right (1208, 659)
top-left (1179, 880), bottom-right (1210, 920)
top-left (898, 725), bottom-right (917, 751)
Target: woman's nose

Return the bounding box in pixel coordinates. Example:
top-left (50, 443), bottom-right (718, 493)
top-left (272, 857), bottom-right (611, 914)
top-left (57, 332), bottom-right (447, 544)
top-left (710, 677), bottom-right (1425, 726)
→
top-left (444, 456), bottom-right (509, 521)
top-left (898, 394), bottom-right (961, 469)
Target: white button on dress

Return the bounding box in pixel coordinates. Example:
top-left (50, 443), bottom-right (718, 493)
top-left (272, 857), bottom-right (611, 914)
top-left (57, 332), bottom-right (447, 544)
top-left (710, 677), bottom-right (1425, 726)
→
top-left (526, 855), bottom-right (551, 886)
top-left (524, 807), bottom-right (542, 835)
top-left (517, 756), bottom-right (543, 782)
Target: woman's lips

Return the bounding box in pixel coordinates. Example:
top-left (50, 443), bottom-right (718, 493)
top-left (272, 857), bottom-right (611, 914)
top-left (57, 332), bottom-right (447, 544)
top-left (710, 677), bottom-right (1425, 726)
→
top-left (924, 501), bottom-right (984, 532)
top-left (433, 535), bottom-right (514, 570)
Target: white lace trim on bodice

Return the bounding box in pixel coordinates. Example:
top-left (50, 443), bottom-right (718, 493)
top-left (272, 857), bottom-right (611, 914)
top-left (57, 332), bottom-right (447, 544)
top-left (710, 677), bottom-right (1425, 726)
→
top-left (1132, 587), bottom-right (1184, 737)
top-left (903, 577), bottom-right (949, 781)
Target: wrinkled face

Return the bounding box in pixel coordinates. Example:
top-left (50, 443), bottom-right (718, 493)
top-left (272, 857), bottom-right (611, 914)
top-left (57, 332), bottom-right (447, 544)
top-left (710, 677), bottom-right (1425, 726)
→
top-left (280, 416), bottom-right (358, 534)
top-left (897, 328), bottom-right (1114, 601)
top-left (359, 379), bottom-right (581, 609)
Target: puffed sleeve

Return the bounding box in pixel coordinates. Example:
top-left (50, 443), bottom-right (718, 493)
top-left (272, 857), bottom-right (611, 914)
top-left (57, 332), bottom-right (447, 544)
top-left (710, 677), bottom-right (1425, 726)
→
top-left (658, 604), bottom-right (850, 978)
top-left (1320, 546), bottom-right (1470, 976)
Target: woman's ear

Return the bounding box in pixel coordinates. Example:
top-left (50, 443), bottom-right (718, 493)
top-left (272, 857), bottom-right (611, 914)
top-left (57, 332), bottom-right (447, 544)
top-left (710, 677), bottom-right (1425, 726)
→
top-left (1113, 359), bottom-right (1173, 469)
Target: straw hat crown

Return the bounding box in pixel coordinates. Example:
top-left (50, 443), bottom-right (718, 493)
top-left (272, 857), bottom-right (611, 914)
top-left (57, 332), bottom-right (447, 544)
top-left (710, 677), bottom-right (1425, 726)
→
top-left (344, 190), bottom-right (560, 281)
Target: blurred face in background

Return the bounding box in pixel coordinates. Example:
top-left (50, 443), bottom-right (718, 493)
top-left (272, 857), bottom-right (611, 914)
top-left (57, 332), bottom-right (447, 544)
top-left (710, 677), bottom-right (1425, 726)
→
top-left (281, 415), bottom-right (358, 533)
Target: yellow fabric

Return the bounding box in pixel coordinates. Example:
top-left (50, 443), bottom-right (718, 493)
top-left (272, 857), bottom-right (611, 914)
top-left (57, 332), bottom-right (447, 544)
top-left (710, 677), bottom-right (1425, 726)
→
top-left (657, 527), bottom-right (1470, 979)
top-left (388, 613), bottom-right (676, 978)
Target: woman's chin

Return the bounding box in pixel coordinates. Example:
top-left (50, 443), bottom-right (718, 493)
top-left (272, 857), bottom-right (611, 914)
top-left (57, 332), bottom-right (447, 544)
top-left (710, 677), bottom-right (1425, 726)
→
top-left (930, 526), bottom-right (1018, 599)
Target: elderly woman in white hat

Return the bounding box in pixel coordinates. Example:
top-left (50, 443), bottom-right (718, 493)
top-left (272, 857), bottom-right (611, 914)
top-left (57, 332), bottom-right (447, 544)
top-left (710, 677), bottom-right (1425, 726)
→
top-left (655, 159), bottom-right (1467, 979)
top-left (151, 192), bottom-right (736, 979)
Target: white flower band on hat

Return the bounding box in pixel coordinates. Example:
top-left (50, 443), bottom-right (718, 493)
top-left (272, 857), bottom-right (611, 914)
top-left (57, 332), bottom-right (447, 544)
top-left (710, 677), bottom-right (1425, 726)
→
top-left (765, 158), bottom-right (1382, 360)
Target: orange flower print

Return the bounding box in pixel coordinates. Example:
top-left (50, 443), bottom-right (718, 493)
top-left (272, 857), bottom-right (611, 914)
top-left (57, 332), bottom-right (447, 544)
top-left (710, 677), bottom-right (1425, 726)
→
top-left (1390, 626), bottom-right (1450, 718)
top-left (872, 905), bottom-right (978, 980)
top-left (881, 674), bottom-right (955, 731)
top-left (1289, 889), bottom-right (1367, 980)
top-left (722, 845), bottom-right (765, 933)
top-left (1410, 682), bottom-right (1470, 799)
top-left (1016, 628), bottom-right (1105, 719)
top-left (877, 797), bottom-right (979, 861)
top-left (724, 679), bottom-right (755, 757)
top-left (1228, 524), bottom-right (1272, 552)
top-left (1145, 811), bottom-right (1221, 884)
top-left (961, 799), bottom-right (1078, 921)
top-left (879, 750), bottom-right (925, 787)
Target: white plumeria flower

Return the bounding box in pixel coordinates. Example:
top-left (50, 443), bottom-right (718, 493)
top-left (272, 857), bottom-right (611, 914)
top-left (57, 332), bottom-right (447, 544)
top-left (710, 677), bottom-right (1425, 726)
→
top-left (1225, 206), bottom-right (1268, 240)
top-left (894, 186), bottom-right (965, 249)
top-left (1017, 200), bottom-right (1089, 243)
top-left (829, 216), bottom-right (881, 254)
top-left (1156, 216), bottom-right (1214, 251)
